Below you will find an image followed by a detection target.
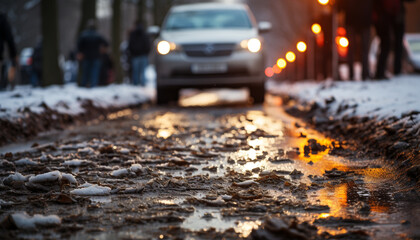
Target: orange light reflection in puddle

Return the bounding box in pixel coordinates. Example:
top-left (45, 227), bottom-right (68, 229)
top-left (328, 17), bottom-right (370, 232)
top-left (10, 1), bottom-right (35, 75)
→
top-left (235, 220), bottom-right (261, 238)
top-left (107, 109), bottom-right (132, 120)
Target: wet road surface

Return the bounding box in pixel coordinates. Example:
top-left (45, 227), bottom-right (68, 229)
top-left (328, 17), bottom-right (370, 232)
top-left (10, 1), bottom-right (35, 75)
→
top-left (1, 97), bottom-right (419, 239)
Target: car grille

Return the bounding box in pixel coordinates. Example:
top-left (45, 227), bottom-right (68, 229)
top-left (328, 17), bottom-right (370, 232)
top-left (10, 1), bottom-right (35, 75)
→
top-left (182, 43), bottom-right (236, 57)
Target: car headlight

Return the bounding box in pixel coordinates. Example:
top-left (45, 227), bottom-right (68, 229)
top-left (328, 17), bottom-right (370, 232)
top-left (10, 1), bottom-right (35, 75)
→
top-left (157, 40), bottom-right (177, 55)
top-left (240, 38), bottom-right (262, 53)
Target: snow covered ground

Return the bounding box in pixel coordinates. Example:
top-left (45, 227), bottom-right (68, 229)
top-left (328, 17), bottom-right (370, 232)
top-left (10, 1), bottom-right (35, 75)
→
top-left (0, 83), bottom-right (154, 120)
top-left (267, 75), bottom-right (420, 126)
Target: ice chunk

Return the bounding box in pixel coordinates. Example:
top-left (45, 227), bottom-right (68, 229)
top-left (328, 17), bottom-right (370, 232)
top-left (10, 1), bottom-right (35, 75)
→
top-left (110, 168), bottom-right (129, 177)
top-left (70, 185), bottom-right (111, 196)
top-left (61, 173), bottom-right (77, 185)
top-left (11, 212), bottom-right (61, 230)
top-left (15, 158), bottom-right (38, 166)
top-left (28, 171), bottom-right (61, 184)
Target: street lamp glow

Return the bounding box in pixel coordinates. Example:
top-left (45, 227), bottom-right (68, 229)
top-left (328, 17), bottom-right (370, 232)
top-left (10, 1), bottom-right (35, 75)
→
top-left (285, 51), bottom-right (296, 63)
top-left (339, 37), bottom-right (349, 48)
top-left (273, 65), bottom-right (282, 74)
top-left (265, 67), bottom-right (274, 78)
top-left (311, 23), bottom-right (322, 34)
top-left (276, 58), bottom-right (287, 69)
top-left (318, 0), bottom-right (329, 5)
top-left (297, 41), bottom-right (307, 53)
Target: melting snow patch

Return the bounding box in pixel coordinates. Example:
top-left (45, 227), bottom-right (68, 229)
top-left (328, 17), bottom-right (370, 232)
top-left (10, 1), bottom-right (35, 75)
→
top-left (29, 171), bottom-right (62, 184)
top-left (11, 212), bottom-right (61, 230)
top-left (61, 173), bottom-right (77, 185)
top-left (62, 159), bottom-right (91, 167)
top-left (130, 164), bottom-right (143, 173)
top-left (3, 172), bottom-right (27, 182)
top-left (77, 147), bottom-right (95, 155)
top-left (119, 148), bottom-right (130, 154)
top-left (15, 158), bottom-right (38, 166)
top-left (70, 185), bottom-right (111, 196)
top-left (110, 168), bottom-right (129, 177)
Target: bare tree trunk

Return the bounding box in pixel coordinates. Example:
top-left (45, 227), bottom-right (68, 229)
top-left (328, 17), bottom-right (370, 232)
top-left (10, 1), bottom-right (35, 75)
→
top-left (153, 0), bottom-right (173, 26)
top-left (112, 0), bottom-right (123, 84)
top-left (137, 0), bottom-right (147, 26)
top-left (77, 0), bottom-right (96, 37)
top-left (41, 0), bottom-right (62, 86)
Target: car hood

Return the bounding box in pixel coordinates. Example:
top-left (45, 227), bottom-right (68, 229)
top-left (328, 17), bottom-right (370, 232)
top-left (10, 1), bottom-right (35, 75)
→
top-left (160, 29), bottom-right (258, 44)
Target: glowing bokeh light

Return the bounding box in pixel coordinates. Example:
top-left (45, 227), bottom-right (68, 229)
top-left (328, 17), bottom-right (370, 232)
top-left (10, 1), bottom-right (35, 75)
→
top-left (296, 41), bottom-right (307, 53)
top-left (311, 23), bottom-right (322, 34)
top-left (285, 51), bottom-right (296, 62)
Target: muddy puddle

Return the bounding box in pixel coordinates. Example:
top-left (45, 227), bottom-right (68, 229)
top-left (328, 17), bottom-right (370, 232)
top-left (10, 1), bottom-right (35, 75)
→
top-left (0, 103), bottom-right (419, 239)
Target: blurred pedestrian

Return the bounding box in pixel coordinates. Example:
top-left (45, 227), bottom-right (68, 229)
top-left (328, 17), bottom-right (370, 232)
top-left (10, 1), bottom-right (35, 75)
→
top-left (128, 20), bottom-right (150, 86)
top-left (99, 53), bottom-right (113, 86)
top-left (0, 13), bottom-right (17, 90)
top-left (374, 0), bottom-right (414, 79)
top-left (31, 39), bottom-right (42, 87)
top-left (339, 0), bottom-right (374, 80)
top-left (77, 19), bottom-right (108, 88)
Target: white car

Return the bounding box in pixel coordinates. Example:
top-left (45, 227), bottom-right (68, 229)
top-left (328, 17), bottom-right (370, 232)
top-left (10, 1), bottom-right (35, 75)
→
top-left (153, 2), bottom-right (270, 104)
top-left (404, 33), bottom-right (420, 72)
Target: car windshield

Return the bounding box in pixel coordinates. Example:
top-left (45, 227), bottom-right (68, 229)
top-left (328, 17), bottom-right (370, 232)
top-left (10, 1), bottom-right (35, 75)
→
top-left (164, 9), bottom-right (252, 30)
top-left (408, 40), bottom-right (420, 54)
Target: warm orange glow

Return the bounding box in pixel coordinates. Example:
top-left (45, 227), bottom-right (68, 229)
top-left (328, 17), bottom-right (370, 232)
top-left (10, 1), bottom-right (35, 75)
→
top-left (338, 37), bottom-right (349, 48)
top-left (285, 51), bottom-right (296, 63)
top-left (318, 0), bottom-right (329, 5)
top-left (337, 27), bottom-right (347, 36)
top-left (265, 67), bottom-right (274, 78)
top-left (276, 58), bottom-right (287, 69)
top-left (272, 65), bottom-right (282, 74)
top-left (296, 41), bottom-right (307, 53)
top-left (311, 23), bottom-right (322, 34)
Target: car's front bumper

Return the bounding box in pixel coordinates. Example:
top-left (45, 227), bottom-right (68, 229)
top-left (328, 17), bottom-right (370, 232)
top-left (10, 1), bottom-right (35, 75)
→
top-left (155, 50), bottom-right (265, 87)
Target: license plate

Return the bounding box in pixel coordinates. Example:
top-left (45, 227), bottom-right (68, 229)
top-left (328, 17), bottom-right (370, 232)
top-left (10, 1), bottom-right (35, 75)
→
top-left (191, 63), bottom-right (228, 74)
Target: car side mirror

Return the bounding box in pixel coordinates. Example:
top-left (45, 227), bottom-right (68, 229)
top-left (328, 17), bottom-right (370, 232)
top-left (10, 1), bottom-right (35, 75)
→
top-left (148, 26), bottom-right (160, 36)
top-left (258, 21), bottom-right (272, 33)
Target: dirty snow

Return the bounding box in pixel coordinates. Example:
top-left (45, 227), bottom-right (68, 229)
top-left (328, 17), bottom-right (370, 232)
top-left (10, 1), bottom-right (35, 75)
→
top-left (61, 173), bottom-right (77, 185)
top-left (110, 168), bottom-right (129, 177)
top-left (70, 185), bottom-right (111, 196)
top-left (62, 159), bottom-right (91, 166)
top-left (28, 171), bottom-right (62, 184)
top-left (130, 164), bottom-right (143, 173)
top-left (11, 212), bottom-right (61, 230)
top-left (6, 172), bottom-right (27, 181)
top-left (268, 75), bottom-right (420, 124)
top-left (14, 158), bottom-right (38, 166)
top-left (0, 83), bottom-right (154, 120)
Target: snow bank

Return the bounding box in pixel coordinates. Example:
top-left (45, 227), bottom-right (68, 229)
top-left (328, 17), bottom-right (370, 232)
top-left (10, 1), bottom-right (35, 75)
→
top-left (11, 212), bottom-right (61, 230)
top-left (0, 83), bottom-right (154, 120)
top-left (268, 75), bottom-right (420, 123)
top-left (70, 185), bottom-right (111, 196)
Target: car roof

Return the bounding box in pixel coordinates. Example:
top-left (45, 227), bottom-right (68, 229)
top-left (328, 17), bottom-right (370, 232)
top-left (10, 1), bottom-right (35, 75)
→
top-left (171, 2), bottom-right (248, 12)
